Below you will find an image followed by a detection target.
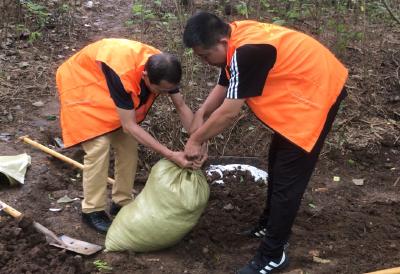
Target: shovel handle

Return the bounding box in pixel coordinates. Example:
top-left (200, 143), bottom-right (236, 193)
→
top-left (19, 136), bottom-right (115, 184)
top-left (0, 200), bottom-right (23, 219)
top-left (364, 267), bottom-right (400, 274)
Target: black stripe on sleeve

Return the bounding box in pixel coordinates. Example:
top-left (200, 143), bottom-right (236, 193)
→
top-left (101, 62), bottom-right (134, 110)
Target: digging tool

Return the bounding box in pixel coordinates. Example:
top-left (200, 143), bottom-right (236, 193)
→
top-left (364, 267), bottom-right (400, 274)
top-left (0, 200), bottom-right (102, 255)
top-left (19, 136), bottom-right (115, 185)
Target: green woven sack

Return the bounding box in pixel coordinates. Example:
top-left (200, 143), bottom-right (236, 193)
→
top-left (105, 159), bottom-right (210, 252)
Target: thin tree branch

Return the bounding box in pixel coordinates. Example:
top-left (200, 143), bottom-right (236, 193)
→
top-left (382, 0), bottom-right (400, 25)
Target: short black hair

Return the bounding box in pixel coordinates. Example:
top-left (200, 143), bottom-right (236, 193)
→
top-left (183, 11), bottom-right (230, 49)
top-left (145, 53), bottom-right (182, 85)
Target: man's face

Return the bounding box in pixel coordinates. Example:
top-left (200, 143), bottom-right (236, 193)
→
top-left (193, 40), bottom-right (228, 67)
top-left (143, 74), bottom-right (179, 95)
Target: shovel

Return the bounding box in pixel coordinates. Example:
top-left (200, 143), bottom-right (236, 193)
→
top-left (0, 200), bottom-right (102, 255)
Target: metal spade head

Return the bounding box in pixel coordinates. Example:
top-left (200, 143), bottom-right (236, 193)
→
top-left (33, 221), bottom-right (103, 255)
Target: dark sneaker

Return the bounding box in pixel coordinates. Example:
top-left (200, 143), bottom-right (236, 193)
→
top-left (82, 211), bottom-right (111, 234)
top-left (109, 202), bottom-right (122, 216)
top-left (237, 251), bottom-right (289, 274)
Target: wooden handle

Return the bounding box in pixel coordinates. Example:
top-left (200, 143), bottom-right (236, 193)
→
top-left (364, 267), bottom-right (400, 274)
top-left (19, 136), bottom-right (115, 184)
top-left (0, 200), bottom-right (23, 219)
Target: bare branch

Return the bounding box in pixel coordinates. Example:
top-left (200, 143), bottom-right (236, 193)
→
top-left (383, 0), bottom-right (400, 25)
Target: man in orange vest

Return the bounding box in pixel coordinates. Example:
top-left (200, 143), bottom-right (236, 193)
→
top-left (56, 39), bottom-right (196, 234)
top-left (183, 12), bottom-right (348, 273)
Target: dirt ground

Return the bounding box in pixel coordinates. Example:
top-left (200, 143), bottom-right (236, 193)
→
top-left (0, 0), bottom-right (399, 273)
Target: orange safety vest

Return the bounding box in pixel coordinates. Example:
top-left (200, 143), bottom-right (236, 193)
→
top-left (226, 21), bottom-right (348, 152)
top-left (56, 38), bottom-right (160, 148)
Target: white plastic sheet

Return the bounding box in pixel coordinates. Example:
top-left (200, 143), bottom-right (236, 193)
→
top-left (0, 153), bottom-right (31, 185)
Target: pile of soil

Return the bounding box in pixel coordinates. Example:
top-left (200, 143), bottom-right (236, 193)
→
top-left (0, 216), bottom-right (92, 274)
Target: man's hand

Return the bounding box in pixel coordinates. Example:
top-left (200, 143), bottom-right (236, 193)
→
top-left (184, 138), bottom-right (202, 161)
top-left (169, 151), bottom-right (193, 168)
top-left (193, 143), bottom-right (208, 169)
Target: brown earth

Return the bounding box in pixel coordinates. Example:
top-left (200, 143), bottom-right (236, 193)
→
top-left (0, 0), bottom-right (399, 274)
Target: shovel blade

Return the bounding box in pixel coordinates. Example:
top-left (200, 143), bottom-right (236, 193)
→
top-left (50, 235), bottom-right (102, 255)
top-left (33, 222), bottom-right (102, 255)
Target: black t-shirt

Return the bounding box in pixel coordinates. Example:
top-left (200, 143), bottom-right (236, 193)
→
top-left (101, 62), bottom-right (179, 110)
top-left (218, 44), bottom-right (277, 99)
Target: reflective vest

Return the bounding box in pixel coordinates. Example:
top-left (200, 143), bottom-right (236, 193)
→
top-left (225, 21), bottom-right (348, 152)
top-left (56, 39), bottom-right (160, 147)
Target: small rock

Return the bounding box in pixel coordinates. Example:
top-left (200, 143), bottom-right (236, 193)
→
top-left (0, 132), bottom-right (12, 142)
top-left (18, 61), bottom-right (29, 68)
top-left (352, 179), bottom-right (364, 186)
top-left (223, 203), bottom-right (234, 211)
top-left (32, 101), bottom-right (45, 107)
top-left (84, 0), bottom-right (94, 8)
top-left (7, 113), bottom-right (13, 122)
top-left (74, 255), bottom-right (82, 262)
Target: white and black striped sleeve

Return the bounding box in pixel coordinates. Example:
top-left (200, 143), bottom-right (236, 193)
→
top-left (226, 44), bottom-right (277, 99)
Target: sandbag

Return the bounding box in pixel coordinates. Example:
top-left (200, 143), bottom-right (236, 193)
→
top-left (105, 159), bottom-right (209, 252)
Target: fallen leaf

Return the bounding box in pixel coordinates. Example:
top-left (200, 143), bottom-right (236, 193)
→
top-left (313, 256), bottom-right (331, 264)
top-left (308, 203), bottom-right (316, 209)
top-left (314, 187), bottom-right (328, 192)
top-left (46, 115), bottom-right (57, 121)
top-left (57, 195), bottom-right (79, 204)
top-left (146, 258), bottom-right (160, 262)
top-left (282, 269), bottom-right (304, 274)
top-left (308, 250), bottom-right (320, 257)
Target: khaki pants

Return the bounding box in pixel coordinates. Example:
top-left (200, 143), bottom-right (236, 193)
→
top-left (81, 129), bottom-right (138, 213)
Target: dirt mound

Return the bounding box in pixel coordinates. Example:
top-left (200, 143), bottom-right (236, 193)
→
top-left (0, 216), bottom-right (92, 274)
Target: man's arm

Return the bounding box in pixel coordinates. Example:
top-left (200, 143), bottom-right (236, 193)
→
top-left (190, 84), bottom-right (227, 134)
top-left (116, 107), bottom-right (192, 168)
top-left (169, 92), bottom-right (193, 132)
top-left (185, 98), bottom-right (245, 158)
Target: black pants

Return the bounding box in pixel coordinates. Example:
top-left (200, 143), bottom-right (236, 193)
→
top-left (258, 88), bottom-right (347, 258)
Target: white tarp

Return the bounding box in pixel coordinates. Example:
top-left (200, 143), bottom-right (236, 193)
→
top-left (206, 164), bottom-right (268, 184)
top-left (0, 153), bottom-right (31, 185)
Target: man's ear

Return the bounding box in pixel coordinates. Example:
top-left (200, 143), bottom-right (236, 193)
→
top-left (219, 37), bottom-right (229, 46)
top-left (142, 70), bottom-right (148, 80)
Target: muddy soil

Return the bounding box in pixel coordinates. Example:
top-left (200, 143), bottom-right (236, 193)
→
top-left (0, 0), bottom-right (399, 273)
